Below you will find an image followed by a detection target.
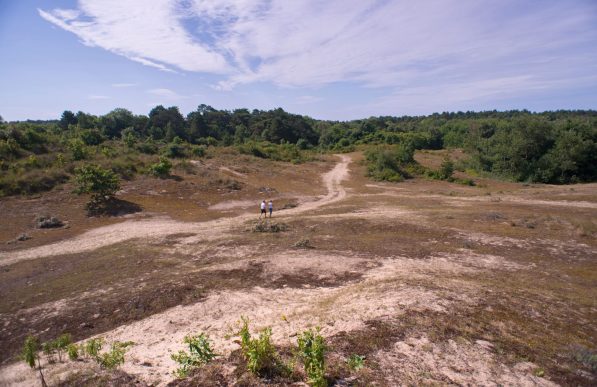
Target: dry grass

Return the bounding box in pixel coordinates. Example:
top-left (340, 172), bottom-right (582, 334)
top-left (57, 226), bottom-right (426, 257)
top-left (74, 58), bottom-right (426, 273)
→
top-left (0, 150), bottom-right (595, 386)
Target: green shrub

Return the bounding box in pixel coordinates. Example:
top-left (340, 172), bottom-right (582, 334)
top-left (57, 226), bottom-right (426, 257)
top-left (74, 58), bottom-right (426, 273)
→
top-left (22, 335), bottom-right (47, 387)
top-left (22, 335), bottom-right (40, 368)
top-left (67, 344), bottom-right (79, 361)
top-left (237, 316), bottom-right (282, 376)
top-left (171, 333), bottom-right (217, 378)
top-left (163, 141), bottom-right (186, 158)
top-left (74, 164), bottom-right (120, 209)
top-left (68, 139), bottom-right (88, 160)
top-left (97, 341), bottom-right (133, 369)
top-left (439, 156), bottom-right (454, 180)
top-left (191, 145), bottom-right (206, 157)
top-left (84, 338), bottom-right (103, 359)
top-left (365, 144), bottom-right (416, 182)
top-left (148, 156), bottom-right (172, 177)
top-left (136, 140), bottom-right (158, 154)
top-left (0, 168), bottom-right (69, 197)
top-left (79, 129), bottom-right (104, 146)
top-left (346, 354), bottom-right (365, 371)
top-left (297, 328), bottom-right (327, 387)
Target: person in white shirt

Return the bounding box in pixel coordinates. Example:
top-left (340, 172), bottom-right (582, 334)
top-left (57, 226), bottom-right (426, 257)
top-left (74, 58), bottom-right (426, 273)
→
top-left (259, 200), bottom-right (267, 219)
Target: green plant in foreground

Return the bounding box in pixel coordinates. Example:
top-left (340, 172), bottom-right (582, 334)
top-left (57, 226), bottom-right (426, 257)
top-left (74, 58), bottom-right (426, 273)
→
top-left (237, 316), bottom-right (281, 376)
top-left (346, 354), bottom-right (365, 371)
top-left (22, 335), bottom-right (48, 387)
top-left (97, 341), bottom-right (133, 369)
top-left (171, 333), bottom-right (217, 378)
top-left (66, 343), bottom-right (79, 361)
top-left (84, 337), bottom-right (104, 359)
top-left (297, 328), bottom-right (327, 387)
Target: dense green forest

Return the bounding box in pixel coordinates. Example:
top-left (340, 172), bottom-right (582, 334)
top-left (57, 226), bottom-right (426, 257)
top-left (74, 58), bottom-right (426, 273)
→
top-left (0, 106), bottom-right (595, 197)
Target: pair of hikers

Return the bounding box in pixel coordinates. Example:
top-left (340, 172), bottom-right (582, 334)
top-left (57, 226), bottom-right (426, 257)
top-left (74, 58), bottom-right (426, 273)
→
top-left (259, 199), bottom-right (273, 219)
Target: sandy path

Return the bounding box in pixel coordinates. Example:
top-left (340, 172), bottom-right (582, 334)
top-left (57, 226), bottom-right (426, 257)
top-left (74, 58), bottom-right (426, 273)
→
top-left (0, 155), bottom-right (351, 267)
top-left (364, 184), bottom-right (597, 209)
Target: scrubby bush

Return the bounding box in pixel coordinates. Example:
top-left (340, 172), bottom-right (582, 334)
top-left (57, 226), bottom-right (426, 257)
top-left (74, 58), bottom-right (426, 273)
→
top-left (236, 316), bottom-right (283, 376)
top-left (83, 338), bottom-right (103, 359)
top-left (171, 333), bottom-right (217, 378)
top-left (365, 144), bottom-right (415, 182)
top-left (79, 129), bottom-right (104, 146)
top-left (191, 145), bottom-right (206, 157)
top-left (74, 164), bottom-right (120, 213)
top-left (148, 156), bottom-right (172, 177)
top-left (97, 341), bottom-right (133, 369)
top-left (68, 139), bottom-right (88, 160)
top-left (297, 328), bottom-right (327, 387)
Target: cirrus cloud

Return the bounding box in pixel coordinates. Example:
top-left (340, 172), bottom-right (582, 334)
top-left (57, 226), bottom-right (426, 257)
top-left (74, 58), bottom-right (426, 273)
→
top-left (40, 0), bottom-right (597, 112)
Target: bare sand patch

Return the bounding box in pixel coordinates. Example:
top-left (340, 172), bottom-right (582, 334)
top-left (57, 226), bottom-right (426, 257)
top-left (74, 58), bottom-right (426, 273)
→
top-left (8, 252), bottom-right (506, 386)
top-left (375, 335), bottom-right (557, 386)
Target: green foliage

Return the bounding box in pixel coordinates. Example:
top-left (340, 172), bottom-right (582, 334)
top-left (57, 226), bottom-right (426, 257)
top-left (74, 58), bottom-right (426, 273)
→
top-left (346, 354), bottom-right (365, 371)
top-left (96, 341), bottom-right (133, 369)
top-left (297, 328), bottom-right (327, 387)
top-left (68, 139), bottom-right (89, 160)
top-left (365, 144), bottom-right (415, 182)
top-left (148, 156), bottom-right (172, 177)
top-left (236, 316), bottom-right (281, 376)
top-left (162, 141), bottom-right (187, 158)
top-left (0, 168), bottom-right (69, 197)
top-left (22, 335), bottom-right (40, 368)
top-left (136, 138), bottom-right (158, 154)
top-left (74, 164), bottom-right (120, 203)
top-left (79, 129), bottom-right (104, 146)
top-left (83, 338), bottom-right (103, 359)
top-left (66, 344), bottom-right (79, 361)
top-left (238, 141), bottom-right (307, 163)
top-left (191, 145), bottom-right (206, 157)
top-left (171, 333), bottom-right (217, 378)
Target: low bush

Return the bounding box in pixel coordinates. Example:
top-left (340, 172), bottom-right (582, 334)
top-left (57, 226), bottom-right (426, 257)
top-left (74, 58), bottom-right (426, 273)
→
top-left (148, 156), bottom-right (172, 177)
top-left (171, 333), bottom-right (217, 378)
top-left (97, 341), bottom-right (133, 369)
top-left (252, 222), bottom-right (289, 233)
top-left (297, 328), bottom-right (327, 387)
top-left (346, 354), bottom-right (365, 371)
top-left (236, 316), bottom-right (285, 376)
top-left (364, 144), bottom-right (415, 182)
top-left (0, 168), bottom-right (69, 197)
top-left (74, 164), bottom-right (121, 214)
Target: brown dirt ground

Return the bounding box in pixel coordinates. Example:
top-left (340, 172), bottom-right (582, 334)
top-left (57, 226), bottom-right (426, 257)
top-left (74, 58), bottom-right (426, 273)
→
top-left (0, 150), bottom-right (595, 386)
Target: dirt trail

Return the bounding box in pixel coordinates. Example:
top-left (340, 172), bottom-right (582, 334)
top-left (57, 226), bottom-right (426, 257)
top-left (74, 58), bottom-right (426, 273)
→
top-left (0, 155), bottom-right (351, 267)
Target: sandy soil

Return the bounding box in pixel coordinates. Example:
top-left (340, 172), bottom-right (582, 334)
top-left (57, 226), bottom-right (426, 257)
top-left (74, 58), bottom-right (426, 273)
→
top-left (1, 152), bottom-right (594, 386)
top-left (0, 155), bottom-right (350, 267)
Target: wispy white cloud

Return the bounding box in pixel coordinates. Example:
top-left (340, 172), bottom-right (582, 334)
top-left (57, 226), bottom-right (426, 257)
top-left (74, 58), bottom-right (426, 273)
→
top-left (111, 83), bottom-right (136, 88)
top-left (87, 95), bottom-right (110, 100)
top-left (296, 95), bottom-right (323, 105)
top-left (40, 0), bottom-right (597, 113)
top-left (38, 0), bottom-right (231, 73)
top-left (147, 88), bottom-right (187, 100)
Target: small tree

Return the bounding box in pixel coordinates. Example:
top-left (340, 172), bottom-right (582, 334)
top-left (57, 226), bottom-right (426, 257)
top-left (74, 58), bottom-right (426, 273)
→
top-left (74, 164), bottom-right (120, 213)
top-left (439, 156), bottom-right (455, 180)
top-left (22, 335), bottom-right (48, 387)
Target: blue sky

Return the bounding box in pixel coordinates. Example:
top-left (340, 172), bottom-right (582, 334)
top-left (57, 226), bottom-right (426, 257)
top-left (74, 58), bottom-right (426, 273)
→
top-left (1, 0), bottom-right (596, 121)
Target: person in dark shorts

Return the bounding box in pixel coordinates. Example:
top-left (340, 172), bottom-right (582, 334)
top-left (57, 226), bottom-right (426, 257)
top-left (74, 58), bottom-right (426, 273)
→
top-left (259, 200), bottom-right (266, 219)
top-left (268, 199), bottom-right (273, 218)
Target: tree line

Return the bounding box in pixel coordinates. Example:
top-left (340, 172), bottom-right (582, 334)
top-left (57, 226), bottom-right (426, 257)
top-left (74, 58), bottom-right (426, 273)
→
top-left (0, 106), bottom-right (595, 197)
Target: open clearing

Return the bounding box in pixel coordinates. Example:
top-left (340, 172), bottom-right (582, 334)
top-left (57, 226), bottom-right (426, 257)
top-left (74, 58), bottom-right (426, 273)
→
top-left (0, 151), bottom-right (595, 386)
